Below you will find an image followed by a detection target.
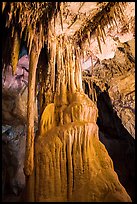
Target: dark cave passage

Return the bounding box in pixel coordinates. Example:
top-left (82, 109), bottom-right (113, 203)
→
top-left (89, 83), bottom-right (135, 201)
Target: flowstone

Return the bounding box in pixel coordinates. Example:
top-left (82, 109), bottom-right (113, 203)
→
top-left (27, 92), bottom-right (131, 202)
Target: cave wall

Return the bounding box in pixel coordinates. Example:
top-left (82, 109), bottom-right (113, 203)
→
top-left (82, 39), bottom-right (135, 201)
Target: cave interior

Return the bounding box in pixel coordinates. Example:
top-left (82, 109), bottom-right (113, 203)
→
top-left (2, 2), bottom-right (135, 202)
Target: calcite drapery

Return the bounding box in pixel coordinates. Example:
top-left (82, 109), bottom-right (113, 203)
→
top-left (27, 92), bottom-right (131, 202)
top-left (24, 31), bottom-right (131, 202)
top-left (2, 2), bottom-right (134, 202)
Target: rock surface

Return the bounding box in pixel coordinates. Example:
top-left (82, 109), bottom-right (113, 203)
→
top-left (2, 125), bottom-right (26, 198)
top-left (82, 38), bottom-right (135, 201)
top-left (99, 131), bottom-right (135, 201)
top-left (108, 73), bottom-right (135, 138)
top-left (2, 55), bottom-right (36, 201)
top-left (2, 55), bottom-right (38, 125)
top-left (86, 38), bottom-right (135, 139)
top-left (2, 2), bottom-right (134, 202)
top-left (26, 92), bottom-right (132, 202)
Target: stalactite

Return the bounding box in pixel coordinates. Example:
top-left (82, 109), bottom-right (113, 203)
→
top-left (24, 38), bottom-right (42, 177)
top-left (11, 26), bottom-right (15, 38)
top-left (75, 48), bottom-right (83, 92)
top-left (99, 25), bottom-right (106, 44)
top-left (66, 42), bottom-right (71, 93)
top-left (113, 10), bottom-right (118, 28)
top-left (52, 39), bottom-right (56, 92)
top-left (60, 37), bottom-right (68, 105)
top-left (59, 2), bottom-right (64, 31)
top-left (102, 26), bottom-right (106, 38)
top-left (77, 47), bottom-right (83, 91)
top-left (107, 14), bottom-right (112, 27)
top-left (56, 38), bottom-right (61, 97)
top-left (49, 19), bottom-right (57, 94)
top-left (39, 23), bottom-right (43, 47)
top-left (63, 36), bottom-right (68, 85)
top-left (87, 31), bottom-right (91, 47)
top-left (2, 2), bottom-right (7, 13)
top-left (42, 35), bottom-right (45, 48)
top-left (118, 3), bottom-right (125, 19)
top-left (42, 19), bottom-right (57, 106)
top-left (96, 27), bottom-right (102, 54)
top-left (27, 28), bottom-right (31, 49)
top-left (2, 3), bottom-right (134, 202)
top-left (74, 52), bottom-right (79, 91)
top-left (29, 31), bottom-right (34, 55)
top-left (69, 44), bottom-right (76, 93)
top-left (11, 31), bottom-right (20, 75)
top-left (6, 3), bottom-right (14, 28)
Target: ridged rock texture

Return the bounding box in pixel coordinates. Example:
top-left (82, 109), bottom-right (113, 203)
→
top-left (25, 34), bottom-right (131, 202)
top-left (30, 92), bottom-right (131, 202)
top-left (2, 2), bottom-right (134, 202)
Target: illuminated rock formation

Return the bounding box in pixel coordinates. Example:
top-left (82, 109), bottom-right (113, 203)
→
top-left (33, 92), bottom-right (131, 202)
top-left (2, 2), bottom-right (134, 202)
top-left (25, 37), bottom-right (131, 202)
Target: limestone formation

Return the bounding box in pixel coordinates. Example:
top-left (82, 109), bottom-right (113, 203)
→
top-left (2, 2), bottom-right (134, 202)
top-left (32, 92), bottom-right (131, 202)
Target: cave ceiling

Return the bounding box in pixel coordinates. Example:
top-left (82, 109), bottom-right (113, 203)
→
top-left (2, 2), bottom-right (135, 135)
top-left (2, 2), bottom-right (135, 72)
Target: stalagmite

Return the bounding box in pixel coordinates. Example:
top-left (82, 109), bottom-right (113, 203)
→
top-left (32, 32), bottom-right (131, 202)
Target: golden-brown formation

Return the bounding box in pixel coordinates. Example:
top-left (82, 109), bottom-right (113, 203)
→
top-left (32, 92), bottom-right (131, 202)
top-left (2, 2), bottom-right (133, 202)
